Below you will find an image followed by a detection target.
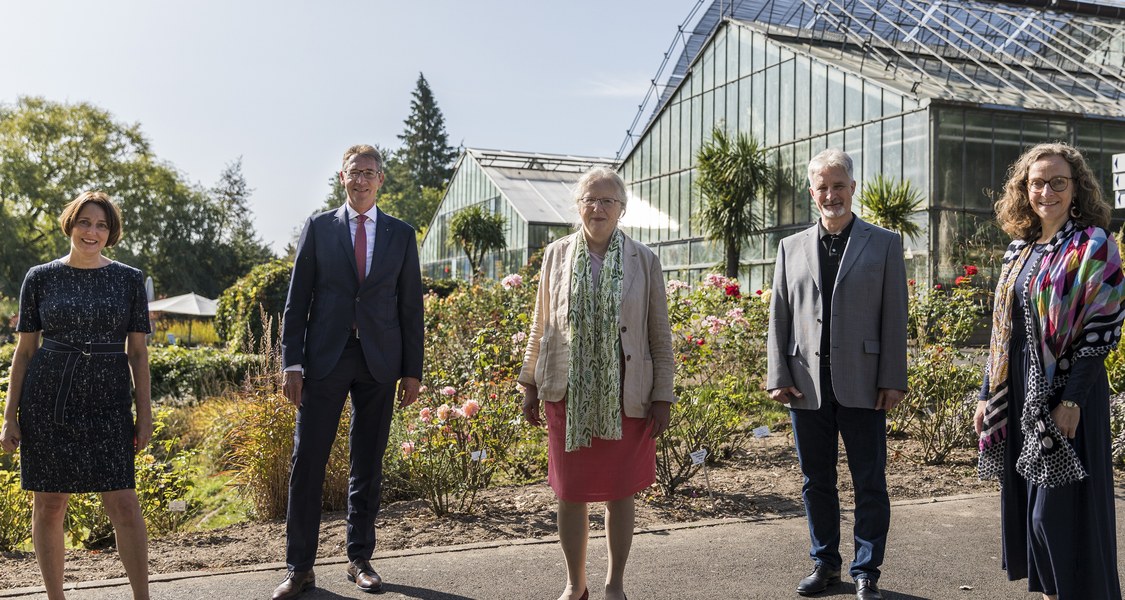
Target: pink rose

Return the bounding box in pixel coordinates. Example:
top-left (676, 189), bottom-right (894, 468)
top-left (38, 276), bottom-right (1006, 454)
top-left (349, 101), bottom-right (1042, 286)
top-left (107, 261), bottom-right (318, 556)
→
top-left (401, 441), bottom-right (414, 456)
top-left (419, 407), bottom-right (433, 423)
top-left (462, 399), bottom-right (481, 418)
top-left (440, 386), bottom-right (457, 396)
top-left (436, 404), bottom-right (452, 421)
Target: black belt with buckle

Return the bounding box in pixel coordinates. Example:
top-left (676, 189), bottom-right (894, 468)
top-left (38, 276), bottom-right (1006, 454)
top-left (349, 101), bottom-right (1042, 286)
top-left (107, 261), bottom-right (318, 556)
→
top-left (40, 338), bottom-right (127, 425)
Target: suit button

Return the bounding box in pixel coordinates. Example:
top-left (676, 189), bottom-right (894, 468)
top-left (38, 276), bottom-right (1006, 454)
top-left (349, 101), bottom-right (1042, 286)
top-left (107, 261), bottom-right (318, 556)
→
top-left (355, 297), bottom-right (360, 302)
top-left (621, 326), bottom-right (627, 332)
top-left (817, 318), bottom-right (822, 323)
top-left (815, 351), bottom-right (821, 357)
top-left (626, 355), bottom-right (632, 361)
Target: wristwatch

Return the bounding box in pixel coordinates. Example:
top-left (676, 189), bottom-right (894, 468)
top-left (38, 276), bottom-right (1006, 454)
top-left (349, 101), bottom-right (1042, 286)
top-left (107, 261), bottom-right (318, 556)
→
top-left (1061, 400), bottom-right (1079, 409)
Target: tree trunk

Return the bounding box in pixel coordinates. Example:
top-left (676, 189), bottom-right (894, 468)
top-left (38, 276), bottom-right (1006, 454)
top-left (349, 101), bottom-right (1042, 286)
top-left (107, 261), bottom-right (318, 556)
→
top-left (725, 240), bottom-right (740, 279)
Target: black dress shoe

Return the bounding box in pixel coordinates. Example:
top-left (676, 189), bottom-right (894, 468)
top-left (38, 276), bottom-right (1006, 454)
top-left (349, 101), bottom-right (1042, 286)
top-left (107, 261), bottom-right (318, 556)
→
top-left (855, 577), bottom-right (883, 600)
top-left (796, 564), bottom-right (841, 595)
top-left (272, 569), bottom-right (315, 600)
top-left (347, 558), bottom-right (383, 593)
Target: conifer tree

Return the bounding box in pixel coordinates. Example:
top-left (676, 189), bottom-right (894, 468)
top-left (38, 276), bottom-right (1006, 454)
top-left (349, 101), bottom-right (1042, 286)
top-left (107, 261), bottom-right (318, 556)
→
top-left (397, 73), bottom-right (458, 190)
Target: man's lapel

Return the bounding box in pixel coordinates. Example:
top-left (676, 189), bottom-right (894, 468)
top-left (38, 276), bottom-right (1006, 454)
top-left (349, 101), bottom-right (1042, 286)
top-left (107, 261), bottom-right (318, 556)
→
top-left (361, 208), bottom-right (394, 289)
top-left (836, 217), bottom-right (871, 284)
top-left (335, 205), bottom-right (360, 283)
top-left (800, 224), bottom-right (822, 293)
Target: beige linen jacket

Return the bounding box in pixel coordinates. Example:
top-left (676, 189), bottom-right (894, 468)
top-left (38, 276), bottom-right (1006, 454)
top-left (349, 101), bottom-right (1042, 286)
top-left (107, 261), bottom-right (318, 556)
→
top-left (517, 231), bottom-right (676, 418)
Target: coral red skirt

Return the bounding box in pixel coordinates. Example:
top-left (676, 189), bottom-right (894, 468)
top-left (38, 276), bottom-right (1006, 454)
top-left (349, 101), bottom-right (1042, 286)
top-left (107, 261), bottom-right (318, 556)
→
top-left (545, 397), bottom-right (656, 502)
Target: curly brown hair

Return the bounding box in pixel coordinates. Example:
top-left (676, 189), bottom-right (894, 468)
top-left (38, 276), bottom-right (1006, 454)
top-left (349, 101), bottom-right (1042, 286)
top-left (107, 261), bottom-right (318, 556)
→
top-left (995, 142), bottom-right (1108, 241)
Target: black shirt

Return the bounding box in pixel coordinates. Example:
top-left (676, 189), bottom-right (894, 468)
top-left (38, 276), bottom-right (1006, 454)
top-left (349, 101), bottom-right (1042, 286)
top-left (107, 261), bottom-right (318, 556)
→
top-left (818, 215), bottom-right (855, 366)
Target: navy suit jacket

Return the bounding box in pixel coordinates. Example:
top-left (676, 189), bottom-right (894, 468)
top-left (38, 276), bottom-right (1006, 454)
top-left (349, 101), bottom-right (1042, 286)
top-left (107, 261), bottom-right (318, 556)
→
top-left (282, 205), bottom-right (424, 383)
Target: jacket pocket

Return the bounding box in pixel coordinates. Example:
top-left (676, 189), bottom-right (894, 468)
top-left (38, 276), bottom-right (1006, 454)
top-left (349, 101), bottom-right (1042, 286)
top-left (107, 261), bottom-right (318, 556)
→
top-left (863, 340), bottom-right (880, 354)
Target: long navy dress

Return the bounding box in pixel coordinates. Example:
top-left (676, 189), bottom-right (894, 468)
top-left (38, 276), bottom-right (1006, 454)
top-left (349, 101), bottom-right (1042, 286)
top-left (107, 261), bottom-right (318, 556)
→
top-left (16, 260), bottom-right (150, 493)
top-left (1000, 244), bottom-right (1122, 599)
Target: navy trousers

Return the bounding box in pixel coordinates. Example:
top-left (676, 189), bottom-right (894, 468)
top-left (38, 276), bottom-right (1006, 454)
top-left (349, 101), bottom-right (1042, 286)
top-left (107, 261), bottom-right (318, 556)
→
top-left (790, 374), bottom-right (890, 581)
top-left (285, 337), bottom-right (397, 571)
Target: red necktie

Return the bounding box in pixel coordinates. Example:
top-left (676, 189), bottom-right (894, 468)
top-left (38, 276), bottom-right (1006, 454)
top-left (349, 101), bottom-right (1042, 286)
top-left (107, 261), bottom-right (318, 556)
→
top-left (355, 214), bottom-right (367, 284)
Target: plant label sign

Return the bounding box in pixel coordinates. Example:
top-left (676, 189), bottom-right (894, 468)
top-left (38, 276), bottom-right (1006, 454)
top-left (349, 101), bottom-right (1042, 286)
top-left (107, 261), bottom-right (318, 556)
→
top-left (752, 425), bottom-right (771, 438)
top-left (1115, 154), bottom-right (1125, 208)
top-left (1117, 190), bottom-right (1125, 210)
top-left (169, 500), bottom-right (187, 513)
top-left (689, 448), bottom-right (708, 465)
top-left (471, 449), bottom-right (487, 461)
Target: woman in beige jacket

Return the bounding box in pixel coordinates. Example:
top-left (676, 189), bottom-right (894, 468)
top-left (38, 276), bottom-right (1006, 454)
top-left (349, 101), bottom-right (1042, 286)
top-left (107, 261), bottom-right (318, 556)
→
top-left (519, 167), bottom-right (675, 600)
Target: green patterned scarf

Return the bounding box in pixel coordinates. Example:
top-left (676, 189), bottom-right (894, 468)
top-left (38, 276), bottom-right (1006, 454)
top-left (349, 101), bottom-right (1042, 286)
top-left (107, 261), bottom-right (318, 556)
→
top-left (566, 230), bottom-right (625, 451)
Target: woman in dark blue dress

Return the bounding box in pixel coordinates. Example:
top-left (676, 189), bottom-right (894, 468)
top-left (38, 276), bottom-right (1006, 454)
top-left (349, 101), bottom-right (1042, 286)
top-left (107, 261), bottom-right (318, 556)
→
top-left (976, 143), bottom-right (1124, 600)
top-left (0, 191), bottom-right (152, 600)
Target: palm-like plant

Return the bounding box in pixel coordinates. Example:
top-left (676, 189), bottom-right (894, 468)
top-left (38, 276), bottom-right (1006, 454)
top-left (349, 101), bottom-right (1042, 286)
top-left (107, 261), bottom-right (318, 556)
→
top-left (696, 128), bottom-right (774, 278)
top-left (448, 205), bottom-right (507, 282)
top-left (859, 173), bottom-right (924, 241)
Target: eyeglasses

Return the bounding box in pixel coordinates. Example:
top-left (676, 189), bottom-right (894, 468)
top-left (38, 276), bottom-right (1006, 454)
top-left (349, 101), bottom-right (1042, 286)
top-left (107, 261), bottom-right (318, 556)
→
top-left (1027, 176), bottom-right (1073, 193)
top-left (344, 169), bottom-right (382, 181)
top-left (579, 197), bottom-right (621, 208)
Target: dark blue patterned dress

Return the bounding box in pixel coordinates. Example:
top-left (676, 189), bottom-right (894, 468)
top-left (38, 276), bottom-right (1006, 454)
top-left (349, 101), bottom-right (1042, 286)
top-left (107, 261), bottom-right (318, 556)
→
top-left (16, 260), bottom-right (150, 493)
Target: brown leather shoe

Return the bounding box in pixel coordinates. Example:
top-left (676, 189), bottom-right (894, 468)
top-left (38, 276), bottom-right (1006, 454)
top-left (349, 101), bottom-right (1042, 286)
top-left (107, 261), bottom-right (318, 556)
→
top-left (347, 558), bottom-right (383, 593)
top-left (271, 569), bottom-right (315, 600)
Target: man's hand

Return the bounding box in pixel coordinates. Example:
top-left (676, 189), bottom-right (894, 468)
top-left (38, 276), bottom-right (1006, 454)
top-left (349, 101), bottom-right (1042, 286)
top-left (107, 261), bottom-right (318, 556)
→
top-left (0, 420), bottom-right (20, 453)
top-left (876, 388), bottom-right (906, 411)
top-left (522, 385), bottom-right (542, 427)
top-left (768, 386), bottom-right (803, 405)
top-left (284, 371), bottom-right (304, 408)
top-left (647, 401), bottom-right (672, 438)
top-left (397, 377), bottom-right (421, 408)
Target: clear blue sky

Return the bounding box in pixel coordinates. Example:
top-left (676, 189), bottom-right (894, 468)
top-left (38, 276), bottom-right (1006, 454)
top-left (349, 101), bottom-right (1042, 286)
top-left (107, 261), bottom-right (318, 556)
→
top-left (2, 1), bottom-right (701, 252)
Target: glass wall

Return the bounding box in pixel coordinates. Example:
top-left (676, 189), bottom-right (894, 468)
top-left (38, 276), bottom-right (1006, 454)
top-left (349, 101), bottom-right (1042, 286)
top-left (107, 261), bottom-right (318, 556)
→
top-left (931, 105), bottom-right (1125, 285)
top-left (619, 21), bottom-right (924, 291)
top-left (419, 156), bottom-right (528, 281)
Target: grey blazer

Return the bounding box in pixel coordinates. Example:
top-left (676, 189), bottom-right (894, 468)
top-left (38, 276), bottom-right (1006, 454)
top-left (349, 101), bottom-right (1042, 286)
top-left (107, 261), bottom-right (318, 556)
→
top-left (766, 216), bottom-right (908, 410)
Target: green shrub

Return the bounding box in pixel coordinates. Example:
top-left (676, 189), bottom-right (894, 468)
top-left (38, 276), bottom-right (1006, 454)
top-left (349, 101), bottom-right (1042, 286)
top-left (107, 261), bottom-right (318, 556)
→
top-left (399, 382), bottom-right (529, 516)
top-left (152, 317), bottom-right (220, 347)
top-left (656, 386), bottom-right (746, 496)
top-left (0, 468), bottom-right (31, 551)
top-left (421, 276), bottom-right (462, 299)
top-left (902, 345), bottom-right (979, 464)
top-left (215, 259), bottom-right (291, 352)
top-left (1111, 395), bottom-right (1125, 468)
top-left (226, 390), bottom-right (351, 520)
top-left (148, 345), bottom-right (263, 403)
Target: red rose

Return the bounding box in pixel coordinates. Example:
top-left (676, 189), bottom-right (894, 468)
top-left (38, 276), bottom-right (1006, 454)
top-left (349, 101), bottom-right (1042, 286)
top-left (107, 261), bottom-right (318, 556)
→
top-left (963, 265), bottom-right (978, 276)
top-left (908, 279), bottom-right (916, 286)
top-left (755, 289), bottom-right (763, 295)
top-left (935, 284), bottom-right (943, 290)
top-left (725, 284), bottom-right (741, 298)
top-left (954, 276), bottom-right (968, 286)
top-left (696, 338), bottom-right (706, 346)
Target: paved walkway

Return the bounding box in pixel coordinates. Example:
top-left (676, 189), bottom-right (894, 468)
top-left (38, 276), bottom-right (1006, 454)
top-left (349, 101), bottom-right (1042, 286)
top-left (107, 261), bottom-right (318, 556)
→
top-left (2, 491), bottom-right (1123, 599)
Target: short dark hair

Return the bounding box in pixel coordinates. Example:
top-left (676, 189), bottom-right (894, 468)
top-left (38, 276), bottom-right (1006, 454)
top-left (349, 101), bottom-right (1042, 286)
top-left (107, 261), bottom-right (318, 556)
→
top-left (342, 144), bottom-right (384, 173)
top-left (58, 191), bottom-right (123, 247)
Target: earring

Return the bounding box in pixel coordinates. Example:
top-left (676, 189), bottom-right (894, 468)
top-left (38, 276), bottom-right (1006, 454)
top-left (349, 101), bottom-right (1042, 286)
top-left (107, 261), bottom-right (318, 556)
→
top-left (1070, 204), bottom-right (1081, 219)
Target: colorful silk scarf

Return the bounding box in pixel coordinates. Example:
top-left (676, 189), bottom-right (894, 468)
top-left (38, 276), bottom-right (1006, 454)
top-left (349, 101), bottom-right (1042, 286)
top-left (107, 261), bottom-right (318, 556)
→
top-left (979, 220), bottom-right (1125, 487)
top-left (565, 229), bottom-right (624, 451)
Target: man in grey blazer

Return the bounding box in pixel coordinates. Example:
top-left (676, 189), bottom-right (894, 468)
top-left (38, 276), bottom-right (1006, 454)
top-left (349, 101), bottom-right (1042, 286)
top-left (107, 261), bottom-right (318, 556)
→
top-left (766, 148), bottom-right (908, 600)
top-left (273, 144), bottom-right (424, 599)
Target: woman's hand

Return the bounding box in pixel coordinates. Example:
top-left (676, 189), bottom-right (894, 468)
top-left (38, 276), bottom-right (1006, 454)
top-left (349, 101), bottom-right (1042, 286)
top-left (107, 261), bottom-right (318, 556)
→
top-left (973, 400), bottom-right (987, 436)
top-left (0, 420), bottom-right (20, 453)
top-left (647, 401), bottom-right (671, 438)
top-left (521, 385), bottom-right (542, 427)
top-left (134, 414), bottom-right (153, 453)
top-left (1051, 402), bottom-right (1081, 439)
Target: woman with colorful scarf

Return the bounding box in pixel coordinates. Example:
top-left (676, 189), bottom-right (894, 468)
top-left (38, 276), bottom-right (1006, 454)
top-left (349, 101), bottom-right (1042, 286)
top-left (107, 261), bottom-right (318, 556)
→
top-left (519, 167), bottom-right (674, 600)
top-left (976, 143), bottom-right (1124, 600)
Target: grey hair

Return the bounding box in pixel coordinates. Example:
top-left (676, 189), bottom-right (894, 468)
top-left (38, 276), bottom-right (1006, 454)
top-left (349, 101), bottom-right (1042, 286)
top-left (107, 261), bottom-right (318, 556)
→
top-left (342, 144), bottom-right (385, 173)
top-left (573, 166), bottom-right (628, 210)
top-left (807, 148), bottom-right (854, 185)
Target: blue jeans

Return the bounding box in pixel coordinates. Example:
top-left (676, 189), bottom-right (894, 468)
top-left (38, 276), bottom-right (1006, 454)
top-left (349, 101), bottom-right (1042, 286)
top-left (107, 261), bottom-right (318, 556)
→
top-left (790, 383), bottom-right (890, 581)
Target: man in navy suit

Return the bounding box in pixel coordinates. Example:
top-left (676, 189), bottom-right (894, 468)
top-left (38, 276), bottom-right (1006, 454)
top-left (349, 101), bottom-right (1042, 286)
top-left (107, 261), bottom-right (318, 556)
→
top-left (766, 149), bottom-right (907, 600)
top-left (272, 144), bottom-right (424, 599)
